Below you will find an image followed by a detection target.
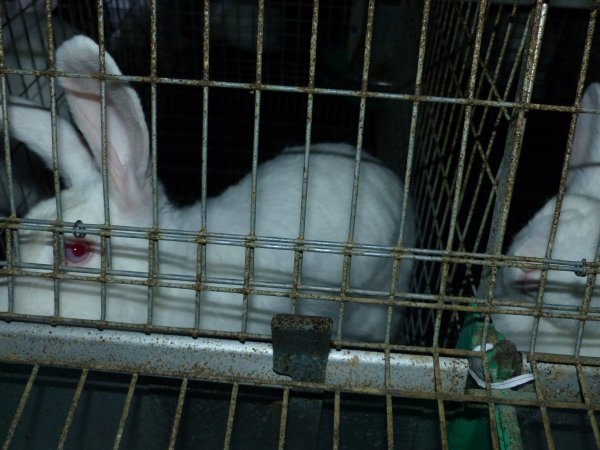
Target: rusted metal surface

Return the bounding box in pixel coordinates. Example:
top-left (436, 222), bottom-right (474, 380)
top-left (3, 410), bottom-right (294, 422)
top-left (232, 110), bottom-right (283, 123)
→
top-left (271, 314), bottom-right (332, 382)
top-left (0, 321), bottom-right (469, 398)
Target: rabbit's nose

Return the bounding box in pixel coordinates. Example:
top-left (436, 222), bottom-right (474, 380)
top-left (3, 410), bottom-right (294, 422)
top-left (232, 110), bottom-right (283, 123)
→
top-left (515, 268), bottom-right (541, 296)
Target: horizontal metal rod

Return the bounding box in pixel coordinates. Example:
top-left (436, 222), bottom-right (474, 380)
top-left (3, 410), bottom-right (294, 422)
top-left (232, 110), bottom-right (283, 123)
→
top-left (1, 67), bottom-right (598, 114)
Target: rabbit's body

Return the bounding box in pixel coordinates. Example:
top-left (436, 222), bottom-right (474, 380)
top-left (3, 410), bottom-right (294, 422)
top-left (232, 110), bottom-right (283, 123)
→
top-left (0, 36), bottom-right (414, 342)
top-left (492, 83), bottom-right (600, 356)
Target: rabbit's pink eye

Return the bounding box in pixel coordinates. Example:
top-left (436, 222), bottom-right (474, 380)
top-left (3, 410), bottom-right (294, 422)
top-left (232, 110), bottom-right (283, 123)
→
top-left (64, 239), bottom-right (93, 266)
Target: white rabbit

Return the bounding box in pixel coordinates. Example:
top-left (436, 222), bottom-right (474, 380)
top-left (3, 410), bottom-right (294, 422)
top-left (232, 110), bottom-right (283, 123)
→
top-left (0, 35), bottom-right (415, 342)
top-left (492, 83), bottom-right (600, 356)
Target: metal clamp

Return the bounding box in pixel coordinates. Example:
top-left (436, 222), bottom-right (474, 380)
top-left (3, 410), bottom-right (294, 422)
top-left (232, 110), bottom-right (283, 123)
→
top-left (575, 258), bottom-right (588, 277)
top-left (72, 220), bottom-right (86, 239)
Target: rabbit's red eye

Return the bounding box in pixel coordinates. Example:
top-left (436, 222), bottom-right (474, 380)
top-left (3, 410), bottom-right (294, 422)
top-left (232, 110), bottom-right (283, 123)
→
top-left (64, 239), bottom-right (93, 266)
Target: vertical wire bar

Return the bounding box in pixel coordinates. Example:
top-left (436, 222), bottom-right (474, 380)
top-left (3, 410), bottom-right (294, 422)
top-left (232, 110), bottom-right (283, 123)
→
top-left (433, 353), bottom-right (449, 450)
top-left (0, 4), bottom-right (17, 312)
top-left (438, 0), bottom-right (489, 329)
top-left (2, 364), bottom-right (39, 450)
top-left (389, 0), bottom-right (432, 344)
top-left (292, 0), bottom-right (320, 318)
top-left (332, 391), bottom-right (341, 450)
top-left (145, 0), bottom-right (159, 325)
top-left (576, 363), bottom-right (600, 447)
top-left (240, 0), bottom-right (266, 335)
top-left (223, 382), bottom-right (239, 450)
top-left (349, 0), bottom-right (376, 241)
top-left (112, 373), bottom-right (138, 450)
top-left (458, 4), bottom-right (525, 281)
top-left (298, 0), bottom-right (319, 240)
top-left (400, 0), bottom-right (431, 244)
top-left (575, 269), bottom-right (598, 356)
top-left (417, 0), bottom-right (469, 294)
top-left (530, 360), bottom-right (555, 450)
top-left (251, 0), bottom-right (266, 228)
top-left (277, 388), bottom-right (290, 450)
top-left (421, 0), bottom-right (476, 356)
top-left (475, 10), bottom-right (545, 435)
top-left (453, 3), bottom-right (511, 262)
top-left (43, 0), bottom-right (63, 318)
top-left (516, 0), bottom-right (580, 353)
top-left (96, 0), bottom-right (110, 322)
top-left (333, 0), bottom-right (377, 341)
top-left (552, 3), bottom-right (598, 357)
top-left (487, 403), bottom-right (501, 450)
top-left (385, 393), bottom-right (394, 450)
top-left (474, 2), bottom-right (542, 267)
top-left (167, 377), bottom-right (188, 450)
top-left (195, 0), bottom-right (211, 329)
top-left (57, 368), bottom-right (89, 450)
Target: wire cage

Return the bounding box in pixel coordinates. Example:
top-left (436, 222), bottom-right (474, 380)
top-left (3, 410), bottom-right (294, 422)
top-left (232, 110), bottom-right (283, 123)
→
top-left (0, 0), bottom-right (600, 449)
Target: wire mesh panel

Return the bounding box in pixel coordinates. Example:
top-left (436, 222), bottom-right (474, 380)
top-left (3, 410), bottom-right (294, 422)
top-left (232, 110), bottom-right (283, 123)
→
top-left (0, 0), bottom-right (599, 449)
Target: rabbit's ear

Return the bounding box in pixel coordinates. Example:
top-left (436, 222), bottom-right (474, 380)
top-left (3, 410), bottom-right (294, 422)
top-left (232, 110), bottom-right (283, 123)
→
top-left (568, 83), bottom-right (600, 197)
top-left (4, 97), bottom-right (96, 187)
top-left (56, 35), bottom-right (151, 212)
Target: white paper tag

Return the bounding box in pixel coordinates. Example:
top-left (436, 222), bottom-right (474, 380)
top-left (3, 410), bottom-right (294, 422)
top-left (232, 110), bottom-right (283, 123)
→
top-left (469, 344), bottom-right (534, 389)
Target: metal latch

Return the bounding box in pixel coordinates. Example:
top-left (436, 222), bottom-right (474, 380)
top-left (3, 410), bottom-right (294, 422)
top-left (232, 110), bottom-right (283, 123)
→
top-left (271, 314), bottom-right (332, 382)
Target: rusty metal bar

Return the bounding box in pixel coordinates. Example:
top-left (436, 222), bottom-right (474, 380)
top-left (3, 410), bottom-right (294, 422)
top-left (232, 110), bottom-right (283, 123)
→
top-left (145, 0), bottom-right (159, 326)
top-left (167, 377), bottom-right (188, 450)
top-left (434, 353), bottom-right (449, 450)
top-left (1, 363), bottom-right (39, 450)
top-left (0, 0), bottom-right (16, 316)
top-left (277, 387), bottom-right (290, 450)
top-left (576, 363), bottom-right (600, 447)
top-left (194, 0), bottom-right (211, 330)
top-left (487, 403), bottom-right (501, 450)
top-left (223, 382), bottom-right (239, 450)
top-left (332, 391), bottom-right (341, 450)
top-left (385, 394), bottom-right (394, 450)
top-left (43, 0), bottom-right (63, 321)
top-left (8, 61), bottom-right (600, 114)
top-left (454, 2), bottom-right (524, 261)
top-left (112, 373), bottom-right (138, 450)
top-left (57, 368), bottom-right (89, 450)
top-left (530, 360), bottom-right (556, 450)
top-left (475, 1), bottom-right (547, 362)
top-left (542, 3), bottom-right (599, 358)
top-left (238, 0), bottom-right (267, 337)
top-left (290, 0), bottom-right (321, 322)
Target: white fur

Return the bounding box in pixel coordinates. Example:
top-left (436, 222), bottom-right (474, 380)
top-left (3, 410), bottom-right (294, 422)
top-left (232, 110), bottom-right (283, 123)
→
top-left (0, 36), bottom-right (415, 342)
top-left (493, 84), bottom-right (600, 356)
top-left (493, 195), bottom-right (600, 355)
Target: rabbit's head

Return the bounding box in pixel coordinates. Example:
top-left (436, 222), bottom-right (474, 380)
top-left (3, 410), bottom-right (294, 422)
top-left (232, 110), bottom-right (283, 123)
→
top-left (496, 195), bottom-right (600, 330)
top-left (1, 36), bottom-right (160, 322)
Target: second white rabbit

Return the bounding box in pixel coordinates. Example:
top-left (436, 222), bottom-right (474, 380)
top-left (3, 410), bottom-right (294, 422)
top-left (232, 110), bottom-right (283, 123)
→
top-left (493, 83), bottom-right (600, 356)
